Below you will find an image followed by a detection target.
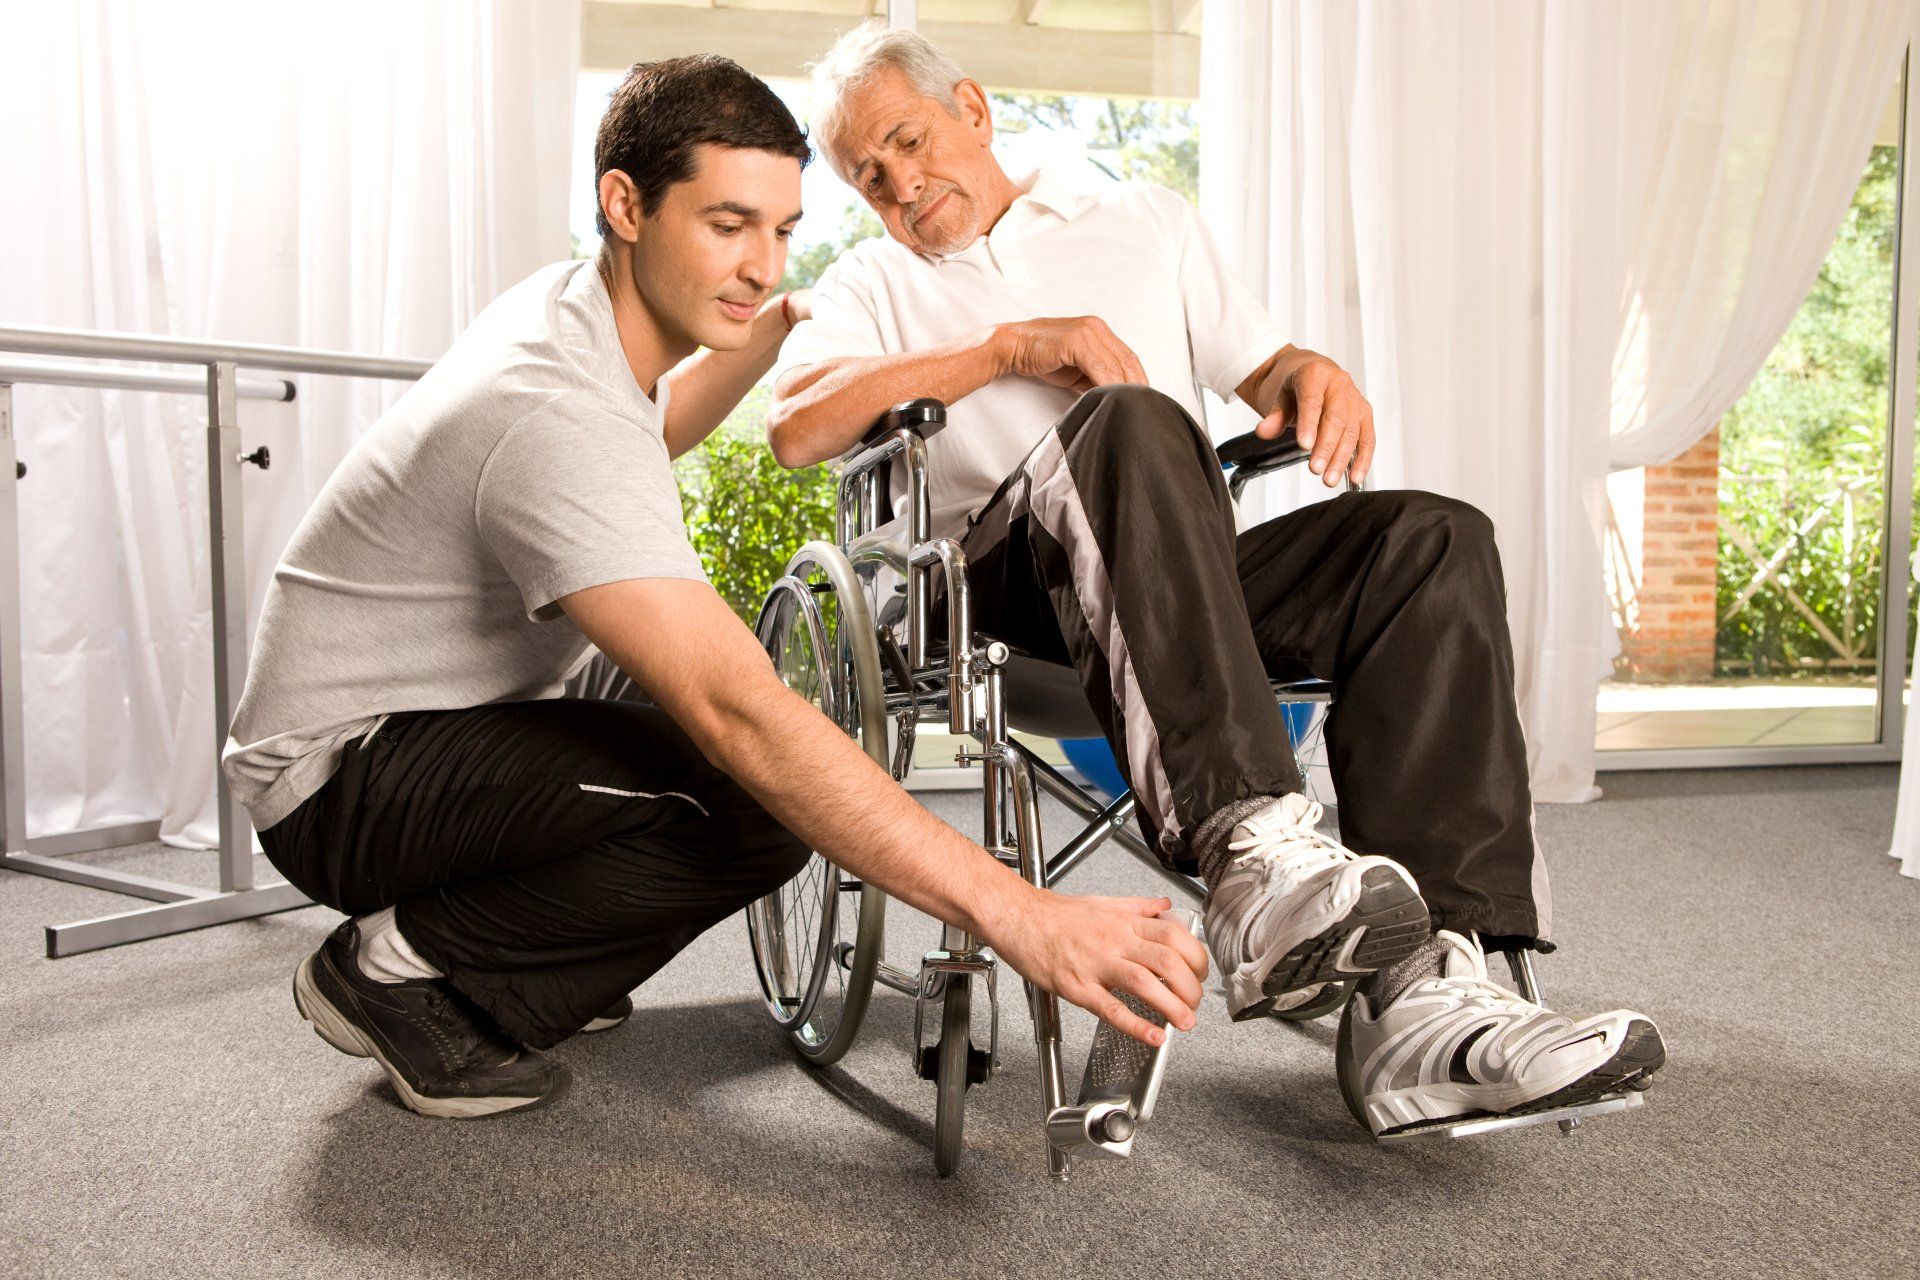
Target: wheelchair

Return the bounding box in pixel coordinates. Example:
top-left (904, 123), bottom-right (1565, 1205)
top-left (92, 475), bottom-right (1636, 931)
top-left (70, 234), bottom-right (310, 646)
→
top-left (743, 399), bottom-right (1646, 1179)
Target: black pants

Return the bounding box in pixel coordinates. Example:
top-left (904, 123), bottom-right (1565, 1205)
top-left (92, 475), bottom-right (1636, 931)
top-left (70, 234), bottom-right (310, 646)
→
top-left (962, 384), bottom-right (1549, 944)
top-left (261, 695), bottom-right (810, 1049)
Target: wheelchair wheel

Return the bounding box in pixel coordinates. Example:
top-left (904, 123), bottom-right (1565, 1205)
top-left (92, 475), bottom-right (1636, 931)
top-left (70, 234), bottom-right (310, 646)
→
top-left (932, 973), bottom-right (971, 1177)
top-left (745, 541), bottom-right (889, 1066)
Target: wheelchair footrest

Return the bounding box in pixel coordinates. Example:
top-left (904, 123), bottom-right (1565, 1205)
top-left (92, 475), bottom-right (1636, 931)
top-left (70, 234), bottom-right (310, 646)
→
top-left (1047, 909), bottom-right (1201, 1162)
top-left (1374, 1088), bottom-right (1646, 1144)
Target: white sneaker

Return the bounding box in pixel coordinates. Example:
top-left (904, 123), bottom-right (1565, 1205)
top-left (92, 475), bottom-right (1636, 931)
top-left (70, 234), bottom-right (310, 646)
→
top-left (1203, 793), bottom-right (1430, 1021)
top-left (1336, 930), bottom-right (1667, 1137)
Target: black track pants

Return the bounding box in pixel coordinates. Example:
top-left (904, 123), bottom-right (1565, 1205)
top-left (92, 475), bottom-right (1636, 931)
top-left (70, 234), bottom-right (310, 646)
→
top-left (261, 694), bottom-right (811, 1048)
top-left (961, 384), bottom-right (1549, 944)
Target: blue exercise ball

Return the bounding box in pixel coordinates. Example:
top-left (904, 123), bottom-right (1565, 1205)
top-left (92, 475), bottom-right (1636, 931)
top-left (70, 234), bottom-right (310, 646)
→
top-left (1060, 709), bottom-right (1312, 803)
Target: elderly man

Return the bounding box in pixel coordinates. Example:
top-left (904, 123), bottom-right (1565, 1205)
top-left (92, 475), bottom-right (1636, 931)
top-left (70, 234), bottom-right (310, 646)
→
top-left (770, 23), bottom-right (1665, 1136)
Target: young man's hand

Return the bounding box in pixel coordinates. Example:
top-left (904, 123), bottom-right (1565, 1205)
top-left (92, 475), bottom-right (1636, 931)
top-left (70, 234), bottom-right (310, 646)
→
top-left (983, 888), bottom-right (1209, 1044)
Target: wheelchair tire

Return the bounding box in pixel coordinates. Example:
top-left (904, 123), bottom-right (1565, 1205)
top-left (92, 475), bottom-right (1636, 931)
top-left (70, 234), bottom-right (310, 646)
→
top-left (932, 974), bottom-right (971, 1177)
top-left (745, 542), bottom-right (889, 1066)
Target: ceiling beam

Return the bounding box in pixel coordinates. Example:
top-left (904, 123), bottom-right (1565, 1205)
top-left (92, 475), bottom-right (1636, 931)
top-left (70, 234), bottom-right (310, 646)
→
top-left (580, 3), bottom-right (1200, 101)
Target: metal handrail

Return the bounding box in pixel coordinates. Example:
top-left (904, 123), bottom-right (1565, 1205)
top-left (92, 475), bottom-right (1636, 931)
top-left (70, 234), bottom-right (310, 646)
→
top-left (0, 323), bottom-right (433, 381)
top-left (0, 357), bottom-right (294, 402)
top-left (0, 321), bottom-right (435, 955)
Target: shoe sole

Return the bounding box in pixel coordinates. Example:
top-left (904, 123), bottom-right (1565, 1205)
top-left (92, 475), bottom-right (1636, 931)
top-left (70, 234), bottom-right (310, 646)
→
top-left (293, 955), bottom-right (570, 1121)
top-left (1232, 866), bottom-right (1430, 1022)
top-left (1372, 1018), bottom-right (1667, 1138)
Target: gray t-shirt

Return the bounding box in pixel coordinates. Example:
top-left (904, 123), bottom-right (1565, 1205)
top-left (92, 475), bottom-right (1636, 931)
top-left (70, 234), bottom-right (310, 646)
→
top-left (222, 260), bottom-right (706, 830)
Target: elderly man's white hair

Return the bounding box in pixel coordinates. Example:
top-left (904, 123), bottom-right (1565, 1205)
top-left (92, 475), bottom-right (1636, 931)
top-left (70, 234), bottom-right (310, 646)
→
top-left (809, 20), bottom-right (967, 175)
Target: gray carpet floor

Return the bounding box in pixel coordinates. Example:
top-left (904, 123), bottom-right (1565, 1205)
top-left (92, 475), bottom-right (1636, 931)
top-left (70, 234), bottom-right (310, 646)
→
top-left (2, 765), bottom-right (1917, 1280)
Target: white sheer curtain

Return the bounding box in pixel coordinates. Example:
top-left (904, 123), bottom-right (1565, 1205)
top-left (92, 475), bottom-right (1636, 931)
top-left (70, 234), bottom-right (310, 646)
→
top-left (0, 0), bottom-right (578, 848)
top-left (1894, 685), bottom-right (1920, 878)
top-left (1604, 4), bottom-right (1912, 469)
top-left (1200, 0), bottom-right (1914, 803)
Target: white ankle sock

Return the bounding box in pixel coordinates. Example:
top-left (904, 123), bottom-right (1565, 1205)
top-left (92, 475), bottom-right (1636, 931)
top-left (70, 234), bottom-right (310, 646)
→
top-left (354, 906), bottom-right (442, 983)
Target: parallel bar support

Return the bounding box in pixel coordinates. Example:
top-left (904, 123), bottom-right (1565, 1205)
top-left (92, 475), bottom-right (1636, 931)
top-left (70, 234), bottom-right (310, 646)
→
top-left (1, 852), bottom-right (212, 904)
top-left (47, 881), bottom-right (312, 958)
top-left (24, 820), bottom-right (163, 857)
top-left (0, 383), bottom-right (26, 858)
top-left (206, 363), bottom-right (253, 892)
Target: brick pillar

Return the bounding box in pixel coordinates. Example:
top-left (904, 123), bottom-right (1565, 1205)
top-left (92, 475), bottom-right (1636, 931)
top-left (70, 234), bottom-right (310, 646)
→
top-left (1628, 428), bottom-right (1720, 681)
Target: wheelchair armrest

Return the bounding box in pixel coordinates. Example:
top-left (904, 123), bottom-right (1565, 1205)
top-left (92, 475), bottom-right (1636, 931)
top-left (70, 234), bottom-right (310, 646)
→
top-left (858, 397), bottom-right (949, 450)
top-left (1215, 425), bottom-right (1307, 475)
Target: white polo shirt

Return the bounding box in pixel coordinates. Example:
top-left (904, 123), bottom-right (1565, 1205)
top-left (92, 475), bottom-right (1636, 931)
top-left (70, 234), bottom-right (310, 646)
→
top-left (773, 159), bottom-right (1289, 537)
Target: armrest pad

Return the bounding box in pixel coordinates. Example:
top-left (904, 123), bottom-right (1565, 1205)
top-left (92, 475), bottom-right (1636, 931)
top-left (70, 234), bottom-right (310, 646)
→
top-left (859, 397), bottom-right (948, 449)
top-left (1215, 425), bottom-right (1306, 473)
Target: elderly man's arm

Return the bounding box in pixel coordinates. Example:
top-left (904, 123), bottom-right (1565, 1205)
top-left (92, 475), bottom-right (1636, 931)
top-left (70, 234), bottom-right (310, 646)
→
top-left (767, 316), bottom-right (1149, 468)
top-left (1237, 343), bottom-right (1377, 487)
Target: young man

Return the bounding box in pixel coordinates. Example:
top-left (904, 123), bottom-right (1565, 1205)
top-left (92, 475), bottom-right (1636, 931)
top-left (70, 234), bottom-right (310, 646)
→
top-left (224, 55), bottom-right (1207, 1120)
top-left (769, 24), bottom-right (1666, 1136)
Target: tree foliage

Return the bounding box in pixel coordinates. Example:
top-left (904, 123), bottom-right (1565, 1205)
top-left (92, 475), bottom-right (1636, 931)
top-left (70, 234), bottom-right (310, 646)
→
top-left (1716, 146), bottom-right (1901, 677)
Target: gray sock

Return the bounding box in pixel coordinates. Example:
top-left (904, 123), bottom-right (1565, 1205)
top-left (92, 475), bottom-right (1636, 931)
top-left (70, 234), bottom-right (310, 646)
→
top-left (1192, 794), bottom-right (1291, 888)
top-left (1358, 935), bottom-right (1449, 1009)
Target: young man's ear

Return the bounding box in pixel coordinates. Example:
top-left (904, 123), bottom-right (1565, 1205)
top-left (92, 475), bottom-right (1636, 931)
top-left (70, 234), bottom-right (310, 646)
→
top-left (953, 78), bottom-right (995, 145)
top-left (598, 170), bottom-right (644, 244)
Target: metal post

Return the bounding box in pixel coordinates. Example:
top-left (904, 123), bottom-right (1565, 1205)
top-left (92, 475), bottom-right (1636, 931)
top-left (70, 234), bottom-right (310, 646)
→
top-left (206, 362), bottom-right (252, 891)
top-left (0, 383), bottom-right (26, 857)
top-left (1881, 46), bottom-right (1919, 756)
top-left (1008, 747), bottom-right (1071, 1181)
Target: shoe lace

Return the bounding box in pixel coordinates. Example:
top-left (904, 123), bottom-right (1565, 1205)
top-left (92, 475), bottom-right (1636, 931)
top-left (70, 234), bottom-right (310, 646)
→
top-left (421, 987), bottom-right (508, 1069)
top-left (1226, 800), bottom-right (1351, 881)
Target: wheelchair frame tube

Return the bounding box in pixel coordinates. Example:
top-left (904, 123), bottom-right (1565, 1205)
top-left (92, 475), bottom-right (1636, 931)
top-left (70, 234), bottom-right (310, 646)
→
top-left (1006, 743), bottom-right (1072, 1181)
top-left (837, 428), bottom-right (934, 667)
top-left (1019, 746), bottom-right (1206, 904)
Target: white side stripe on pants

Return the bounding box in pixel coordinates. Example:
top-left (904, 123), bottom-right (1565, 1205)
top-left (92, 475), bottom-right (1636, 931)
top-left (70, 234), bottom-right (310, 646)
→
top-left (577, 783), bottom-right (710, 817)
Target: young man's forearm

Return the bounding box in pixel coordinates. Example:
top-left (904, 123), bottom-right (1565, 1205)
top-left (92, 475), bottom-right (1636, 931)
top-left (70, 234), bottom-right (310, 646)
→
top-left (767, 326), bottom-right (1008, 468)
top-left (694, 662), bottom-right (1035, 937)
top-left (662, 299), bottom-right (795, 460)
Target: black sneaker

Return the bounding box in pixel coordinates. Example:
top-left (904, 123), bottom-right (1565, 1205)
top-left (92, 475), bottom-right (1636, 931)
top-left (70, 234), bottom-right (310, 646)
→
top-left (581, 995), bottom-right (634, 1034)
top-left (292, 919), bottom-right (571, 1119)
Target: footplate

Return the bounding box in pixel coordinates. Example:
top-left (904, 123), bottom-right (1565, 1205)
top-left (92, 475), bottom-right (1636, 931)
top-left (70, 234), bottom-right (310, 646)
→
top-left (1376, 1089), bottom-right (1646, 1144)
top-left (1045, 909), bottom-right (1203, 1161)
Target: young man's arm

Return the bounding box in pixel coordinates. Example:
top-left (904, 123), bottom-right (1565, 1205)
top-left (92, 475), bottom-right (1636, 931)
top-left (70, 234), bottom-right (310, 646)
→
top-left (766, 316), bottom-right (1152, 469)
top-left (660, 291), bottom-right (810, 461)
top-left (559, 576), bottom-right (1208, 1045)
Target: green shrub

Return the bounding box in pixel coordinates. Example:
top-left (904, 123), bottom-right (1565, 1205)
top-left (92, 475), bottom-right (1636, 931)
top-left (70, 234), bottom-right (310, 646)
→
top-left (675, 386), bottom-right (836, 621)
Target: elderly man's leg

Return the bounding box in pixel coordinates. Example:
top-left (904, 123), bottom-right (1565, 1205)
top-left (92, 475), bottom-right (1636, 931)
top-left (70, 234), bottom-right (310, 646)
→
top-left (263, 697), bottom-right (810, 1116)
top-left (1235, 489), bottom-right (1545, 943)
top-left (1234, 491), bottom-right (1665, 1134)
top-left (961, 384), bottom-right (1431, 1017)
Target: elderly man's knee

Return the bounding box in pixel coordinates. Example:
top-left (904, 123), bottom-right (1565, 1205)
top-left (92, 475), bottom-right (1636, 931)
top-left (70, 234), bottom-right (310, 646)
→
top-left (1072, 384), bottom-right (1203, 453)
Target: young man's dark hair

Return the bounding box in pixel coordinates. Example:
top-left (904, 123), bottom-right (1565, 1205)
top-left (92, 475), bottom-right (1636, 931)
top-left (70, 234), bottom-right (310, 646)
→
top-left (593, 54), bottom-right (812, 236)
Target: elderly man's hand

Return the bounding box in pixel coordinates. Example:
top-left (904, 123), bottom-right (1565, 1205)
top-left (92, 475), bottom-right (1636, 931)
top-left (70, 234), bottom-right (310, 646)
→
top-left (1254, 349), bottom-right (1375, 487)
top-left (998, 316), bottom-right (1149, 395)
